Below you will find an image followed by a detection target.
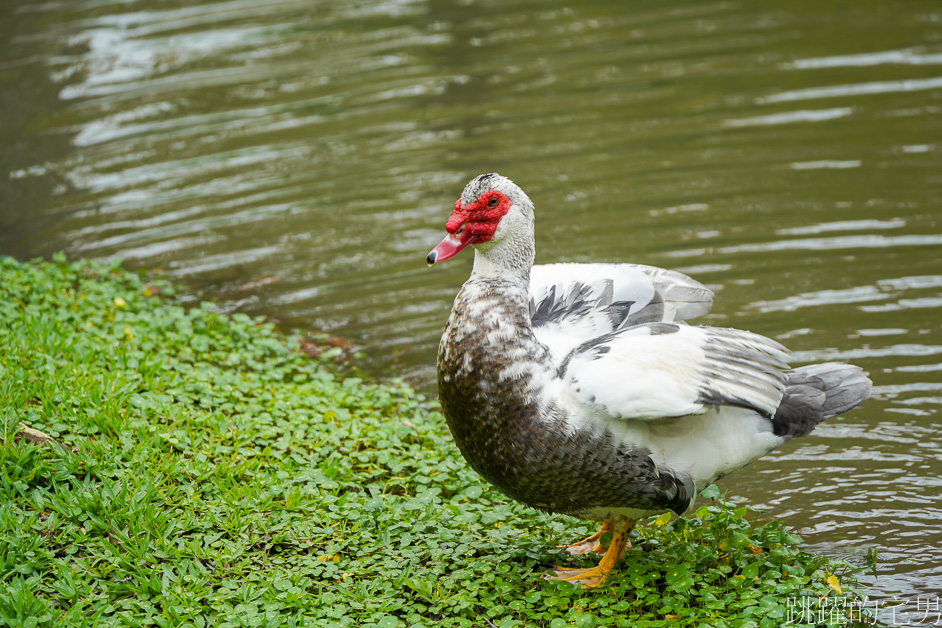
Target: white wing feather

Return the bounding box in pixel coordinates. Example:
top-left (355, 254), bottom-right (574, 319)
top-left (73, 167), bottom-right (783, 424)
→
top-left (529, 263), bottom-right (713, 366)
top-left (559, 323), bottom-right (790, 422)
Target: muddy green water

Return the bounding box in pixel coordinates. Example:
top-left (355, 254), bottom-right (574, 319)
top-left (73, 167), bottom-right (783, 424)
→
top-left (2, 0), bottom-right (941, 601)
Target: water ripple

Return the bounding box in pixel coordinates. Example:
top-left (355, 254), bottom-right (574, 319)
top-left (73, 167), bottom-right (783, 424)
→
top-left (724, 107), bottom-right (854, 127)
top-left (786, 48), bottom-right (942, 69)
top-left (777, 219), bottom-right (906, 236)
top-left (760, 76), bottom-right (942, 104)
top-left (719, 234), bottom-right (942, 253)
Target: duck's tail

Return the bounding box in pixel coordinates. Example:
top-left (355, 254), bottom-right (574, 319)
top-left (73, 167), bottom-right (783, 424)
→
top-left (771, 363), bottom-right (872, 439)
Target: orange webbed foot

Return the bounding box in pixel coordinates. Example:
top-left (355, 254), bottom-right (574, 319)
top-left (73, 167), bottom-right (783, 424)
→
top-left (544, 564), bottom-right (611, 588)
top-left (544, 519), bottom-right (635, 589)
top-left (555, 522), bottom-right (613, 556)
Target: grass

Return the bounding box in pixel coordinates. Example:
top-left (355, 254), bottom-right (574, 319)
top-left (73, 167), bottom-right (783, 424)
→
top-left (0, 254), bottom-right (870, 627)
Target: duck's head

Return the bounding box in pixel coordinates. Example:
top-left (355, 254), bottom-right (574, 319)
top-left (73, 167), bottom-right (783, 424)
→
top-left (427, 173), bottom-right (534, 266)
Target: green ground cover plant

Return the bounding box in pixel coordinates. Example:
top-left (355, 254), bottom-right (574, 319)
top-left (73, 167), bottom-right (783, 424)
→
top-left (0, 255), bottom-right (868, 627)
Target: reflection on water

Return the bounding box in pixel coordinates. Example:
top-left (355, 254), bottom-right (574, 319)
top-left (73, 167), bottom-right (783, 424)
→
top-left (724, 106), bottom-right (856, 127)
top-left (2, 0), bottom-right (941, 598)
top-left (786, 48), bottom-right (942, 69)
top-left (760, 76), bottom-right (942, 103)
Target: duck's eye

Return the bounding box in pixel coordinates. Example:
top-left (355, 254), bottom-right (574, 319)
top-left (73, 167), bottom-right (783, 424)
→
top-left (487, 196), bottom-right (499, 207)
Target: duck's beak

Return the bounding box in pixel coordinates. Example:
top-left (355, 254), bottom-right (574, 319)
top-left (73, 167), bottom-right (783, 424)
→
top-left (427, 231), bottom-right (475, 265)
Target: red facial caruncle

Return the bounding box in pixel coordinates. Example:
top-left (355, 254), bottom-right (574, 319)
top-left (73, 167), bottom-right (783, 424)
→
top-left (427, 190), bottom-right (511, 264)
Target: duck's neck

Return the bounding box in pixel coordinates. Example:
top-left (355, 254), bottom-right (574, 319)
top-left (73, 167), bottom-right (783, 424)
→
top-left (469, 233), bottom-right (534, 284)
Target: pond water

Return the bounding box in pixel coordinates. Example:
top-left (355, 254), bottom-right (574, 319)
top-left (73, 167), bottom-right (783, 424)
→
top-left (2, 0), bottom-right (941, 600)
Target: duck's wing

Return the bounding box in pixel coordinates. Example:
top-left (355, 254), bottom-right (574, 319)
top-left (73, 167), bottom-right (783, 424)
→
top-left (558, 322), bottom-right (790, 421)
top-left (529, 263), bottom-right (714, 364)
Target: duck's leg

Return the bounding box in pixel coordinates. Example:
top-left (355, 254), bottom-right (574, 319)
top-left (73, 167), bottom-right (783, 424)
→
top-left (556, 522), bottom-right (613, 556)
top-left (544, 519), bottom-right (636, 588)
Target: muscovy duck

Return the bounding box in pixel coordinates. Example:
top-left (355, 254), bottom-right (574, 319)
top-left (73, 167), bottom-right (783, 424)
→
top-left (427, 173), bottom-right (871, 587)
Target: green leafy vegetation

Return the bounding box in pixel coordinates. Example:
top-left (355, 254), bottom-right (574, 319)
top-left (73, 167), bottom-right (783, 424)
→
top-left (0, 255), bottom-right (868, 627)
